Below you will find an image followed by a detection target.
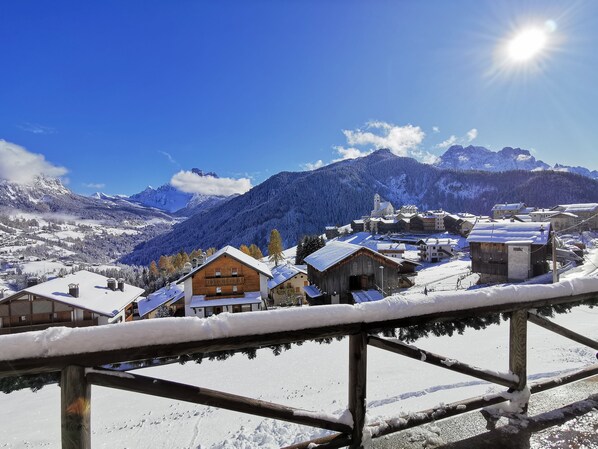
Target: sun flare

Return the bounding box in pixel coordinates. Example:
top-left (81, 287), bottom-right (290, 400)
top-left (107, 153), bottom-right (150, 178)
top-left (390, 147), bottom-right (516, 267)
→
top-left (507, 27), bottom-right (547, 62)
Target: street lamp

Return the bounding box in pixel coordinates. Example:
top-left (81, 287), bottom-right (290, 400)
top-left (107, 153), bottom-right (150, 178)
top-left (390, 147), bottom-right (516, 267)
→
top-left (379, 266), bottom-right (384, 296)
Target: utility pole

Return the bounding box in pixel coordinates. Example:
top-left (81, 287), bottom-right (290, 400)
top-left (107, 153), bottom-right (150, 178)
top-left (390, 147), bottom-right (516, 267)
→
top-left (552, 230), bottom-right (558, 284)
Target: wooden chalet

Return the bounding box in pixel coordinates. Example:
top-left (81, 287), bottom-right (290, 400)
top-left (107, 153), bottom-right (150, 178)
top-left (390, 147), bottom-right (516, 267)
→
top-left (136, 283), bottom-right (185, 319)
top-left (467, 221), bottom-right (551, 283)
top-left (303, 241), bottom-right (418, 305)
top-left (177, 246), bottom-right (273, 318)
top-left (0, 271), bottom-right (143, 334)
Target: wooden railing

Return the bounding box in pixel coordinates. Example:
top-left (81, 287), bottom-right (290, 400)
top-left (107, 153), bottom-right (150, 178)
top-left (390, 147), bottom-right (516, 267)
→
top-left (1, 290), bottom-right (597, 449)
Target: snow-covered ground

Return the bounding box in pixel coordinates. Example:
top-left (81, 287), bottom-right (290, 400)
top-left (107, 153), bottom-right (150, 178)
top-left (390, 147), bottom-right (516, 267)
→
top-left (1, 235), bottom-right (596, 448)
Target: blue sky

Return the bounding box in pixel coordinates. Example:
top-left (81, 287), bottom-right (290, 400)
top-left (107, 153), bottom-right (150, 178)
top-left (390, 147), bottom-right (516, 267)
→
top-left (1, 0), bottom-right (598, 196)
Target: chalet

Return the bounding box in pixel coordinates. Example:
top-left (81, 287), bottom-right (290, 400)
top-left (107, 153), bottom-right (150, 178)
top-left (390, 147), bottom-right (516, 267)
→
top-left (418, 238), bottom-right (455, 263)
top-left (491, 203), bottom-right (527, 219)
top-left (549, 212), bottom-right (579, 232)
top-left (177, 246), bottom-right (273, 318)
top-left (551, 203), bottom-right (598, 231)
top-left (0, 271), bottom-right (143, 334)
top-left (467, 221), bottom-right (550, 283)
top-left (303, 241), bottom-right (418, 305)
top-left (529, 208), bottom-right (559, 222)
top-left (267, 264), bottom-right (308, 306)
top-left (137, 283), bottom-right (185, 319)
top-left (375, 242), bottom-right (406, 259)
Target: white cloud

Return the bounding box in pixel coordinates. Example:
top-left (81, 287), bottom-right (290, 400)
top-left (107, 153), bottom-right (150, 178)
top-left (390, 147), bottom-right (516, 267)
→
top-left (170, 171), bottom-right (252, 196)
top-left (83, 183), bottom-right (106, 189)
top-left (159, 151), bottom-right (179, 166)
top-left (333, 146), bottom-right (372, 162)
top-left (466, 128), bottom-right (478, 142)
top-left (302, 160), bottom-right (325, 171)
top-left (17, 122), bottom-right (56, 135)
top-left (0, 139), bottom-right (68, 184)
top-left (342, 121), bottom-right (425, 157)
top-left (435, 135), bottom-right (458, 149)
top-left (432, 126), bottom-right (440, 133)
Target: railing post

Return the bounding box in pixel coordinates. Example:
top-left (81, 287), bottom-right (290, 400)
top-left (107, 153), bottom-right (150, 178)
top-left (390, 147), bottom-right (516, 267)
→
top-left (509, 309), bottom-right (528, 412)
top-left (348, 331), bottom-right (367, 449)
top-left (61, 365), bottom-right (91, 449)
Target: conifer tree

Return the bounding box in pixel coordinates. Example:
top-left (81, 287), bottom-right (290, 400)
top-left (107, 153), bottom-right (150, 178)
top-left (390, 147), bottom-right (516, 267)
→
top-left (239, 244), bottom-right (251, 256)
top-left (268, 229), bottom-right (284, 266)
top-left (249, 244), bottom-right (263, 260)
top-left (149, 261), bottom-right (159, 279)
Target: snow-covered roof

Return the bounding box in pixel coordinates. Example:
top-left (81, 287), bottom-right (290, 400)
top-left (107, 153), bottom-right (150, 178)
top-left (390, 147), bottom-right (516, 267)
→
top-left (2, 271), bottom-right (144, 317)
top-left (304, 241), bottom-right (362, 272)
top-left (268, 264), bottom-right (307, 290)
top-left (137, 283), bottom-right (184, 318)
top-left (351, 290), bottom-right (384, 304)
top-left (376, 243), bottom-right (406, 251)
top-left (492, 203), bottom-right (525, 211)
top-left (555, 203), bottom-right (598, 214)
top-left (189, 291), bottom-right (263, 308)
top-left (419, 238), bottom-right (455, 246)
top-left (467, 221), bottom-right (550, 245)
top-left (513, 215), bottom-right (532, 222)
top-left (178, 246), bottom-right (273, 282)
top-left (303, 285), bottom-right (323, 298)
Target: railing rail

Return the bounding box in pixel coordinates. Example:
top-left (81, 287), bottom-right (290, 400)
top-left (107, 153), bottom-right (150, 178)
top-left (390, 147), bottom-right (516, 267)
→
top-left (0, 288), bottom-right (597, 449)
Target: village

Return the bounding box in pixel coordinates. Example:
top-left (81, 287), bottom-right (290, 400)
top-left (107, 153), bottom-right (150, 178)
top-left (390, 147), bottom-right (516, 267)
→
top-left (0, 194), bottom-right (596, 335)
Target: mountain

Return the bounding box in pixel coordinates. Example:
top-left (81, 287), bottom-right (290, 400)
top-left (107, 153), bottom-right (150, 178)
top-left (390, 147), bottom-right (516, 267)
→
top-left (127, 169), bottom-right (232, 215)
top-left (122, 149), bottom-right (598, 265)
top-left (0, 176), bottom-right (173, 222)
top-left (436, 145), bottom-right (598, 179)
top-left (435, 145), bottom-right (551, 172)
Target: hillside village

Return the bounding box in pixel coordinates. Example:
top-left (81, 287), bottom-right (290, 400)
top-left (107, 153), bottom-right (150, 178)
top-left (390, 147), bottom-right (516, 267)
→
top-left (0, 193), bottom-right (596, 335)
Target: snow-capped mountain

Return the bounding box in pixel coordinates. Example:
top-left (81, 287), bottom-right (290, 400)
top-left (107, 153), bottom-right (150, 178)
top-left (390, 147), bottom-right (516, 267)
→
top-left (435, 145), bottom-right (551, 172)
top-left (127, 169), bottom-right (233, 215)
top-left (435, 145), bottom-right (598, 179)
top-left (123, 149), bottom-right (598, 265)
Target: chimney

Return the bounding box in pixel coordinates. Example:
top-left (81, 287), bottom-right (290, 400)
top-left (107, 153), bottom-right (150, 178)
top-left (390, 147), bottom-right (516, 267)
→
top-left (183, 262), bottom-right (192, 274)
top-left (197, 251), bottom-right (205, 266)
top-left (107, 278), bottom-right (117, 291)
top-left (117, 278), bottom-right (125, 292)
top-left (0, 289), bottom-right (4, 299)
top-left (68, 283), bottom-right (79, 298)
top-left (191, 258), bottom-right (198, 268)
top-left (27, 276), bottom-right (39, 287)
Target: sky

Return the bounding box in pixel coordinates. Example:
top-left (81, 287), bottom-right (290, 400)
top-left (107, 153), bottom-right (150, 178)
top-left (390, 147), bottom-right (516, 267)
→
top-left (1, 0), bottom-right (598, 196)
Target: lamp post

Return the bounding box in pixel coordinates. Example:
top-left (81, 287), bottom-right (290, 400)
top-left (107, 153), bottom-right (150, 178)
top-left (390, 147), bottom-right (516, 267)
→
top-left (379, 266), bottom-right (384, 296)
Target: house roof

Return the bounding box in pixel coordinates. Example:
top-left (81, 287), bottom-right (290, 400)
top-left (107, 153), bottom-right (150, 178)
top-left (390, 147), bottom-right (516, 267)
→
top-left (304, 241), bottom-right (403, 272)
top-left (137, 283), bottom-right (184, 318)
top-left (555, 203), bottom-right (598, 214)
top-left (189, 291), bottom-right (263, 308)
top-left (177, 245), bottom-right (273, 283)
top-left (419, 238), bottom-right (456, 246)
top-left (1, 270), bottom-right (144, 317)
top-left (268, 264), bottom-right (307, 290)
top-left (492, 203), bottom-right (525, 211)
top-left (376, 242), bottom-right (406, 251)
top-left (303, 285), bottom-right (323, 298)
top-left (351, 289), bottom-right (384, 304)
top-left (467, 221), bottom-right (550, 245)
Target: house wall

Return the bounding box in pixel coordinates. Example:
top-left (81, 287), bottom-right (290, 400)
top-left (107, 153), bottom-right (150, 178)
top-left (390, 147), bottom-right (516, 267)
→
top-left (269, 273), bottom-right (308, 306)
top-left (471, 242), bottom-right (548, 282)
top-left (308, 251), bottom-right (402, 304)
top-left (507, 244), bottom-right (532, 281)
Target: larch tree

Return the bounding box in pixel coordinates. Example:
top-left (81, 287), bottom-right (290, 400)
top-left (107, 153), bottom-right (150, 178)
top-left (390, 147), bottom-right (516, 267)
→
top-left (239, 244), bottom-right (251, 256)
top-left (268, 229), bottom-right (284, 266)
top-left (249, 244), bottom-right (263, 260)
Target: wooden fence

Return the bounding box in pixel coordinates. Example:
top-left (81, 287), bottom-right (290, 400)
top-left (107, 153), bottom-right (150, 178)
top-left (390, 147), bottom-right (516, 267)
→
top-left (1, 291), bottom-right (597, 449)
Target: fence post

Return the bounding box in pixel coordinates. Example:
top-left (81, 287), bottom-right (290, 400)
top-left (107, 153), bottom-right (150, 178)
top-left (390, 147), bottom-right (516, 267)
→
top-left (509, 309), bottom-right (528, 412)
top-left (61, 365), bottom-right (91, 449)
top-left (349, 331), bottom-right (367, 449)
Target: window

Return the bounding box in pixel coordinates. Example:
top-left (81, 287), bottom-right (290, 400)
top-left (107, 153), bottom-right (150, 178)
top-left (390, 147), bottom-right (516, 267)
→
top-left (20, 316), bottom-right (27, 322)
top-left (295, 287), bottom-right (300, 293)
top-left (233, 285), bottom-right (238, 293)
top-left (231, 268), bottom-right (238, 276)
top-left (215, 269), bottom-right (221, 277)
top-left (216, 287), bottom-right (222, 295)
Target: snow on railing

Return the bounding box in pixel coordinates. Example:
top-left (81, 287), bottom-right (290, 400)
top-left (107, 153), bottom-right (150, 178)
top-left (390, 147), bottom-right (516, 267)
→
top-left (1, 276), bottom-right (597, 363)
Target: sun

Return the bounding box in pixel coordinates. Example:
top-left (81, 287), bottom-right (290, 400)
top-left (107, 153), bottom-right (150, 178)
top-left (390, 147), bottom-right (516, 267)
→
top-left (507, 27), bottom-right (548, 62)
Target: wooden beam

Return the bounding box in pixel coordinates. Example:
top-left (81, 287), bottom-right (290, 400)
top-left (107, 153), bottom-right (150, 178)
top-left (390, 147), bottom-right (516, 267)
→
top-left (527, 312), bottom-right (598, 351)
top-left (281, 434), bottom-right (352, 449)
top-left (61, 366), bottom-right (91, 449)
top-left (530, 363), bottom-right (598, 394)
top-left (1, 291), bottom-right (597, 378)
top-left (85, 368), bottom-right (351, 434)
top-left (348, 332), bottom-right (367, 449)
top-left (368, 336), bottom-right (518, 389)
top-left (509, 309), bottom-right (528, 391)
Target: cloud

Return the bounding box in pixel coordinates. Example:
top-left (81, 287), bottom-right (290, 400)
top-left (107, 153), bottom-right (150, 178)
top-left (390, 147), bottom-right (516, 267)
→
top-left (466, 128), bottom-right (478, 142)
top-left (342, 121), bottom-right (425, 157)
top-left (432, 126), bottom-right (440, 133)
top-left (0, 139), bottom-right (68, 184)
top-left (83, 183), bottom-right (106, 189)
top-left (435, 135), bottom-right (458, 149)
top-left (170, 171), bottom-right (252, 196)
top-left (159, 151), bottom-right (179, 166)
top-left (332, 146), bottom-right (372, 162)
top-left (17, 122), bottom-right (56, 135)
top-left (302, 160), bottom-right (325, 171)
